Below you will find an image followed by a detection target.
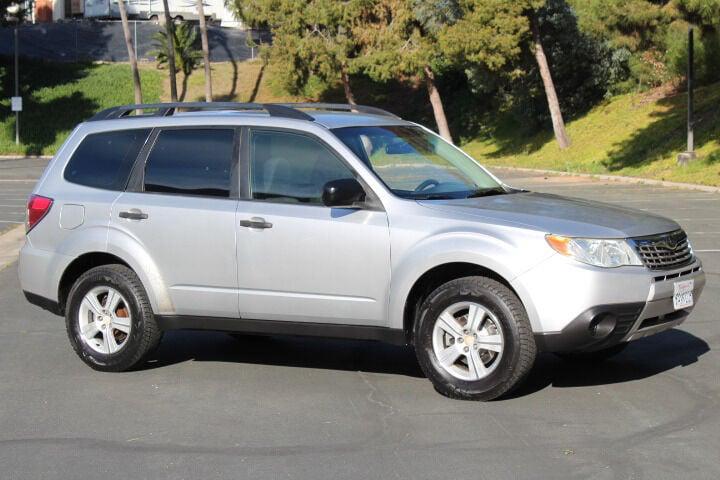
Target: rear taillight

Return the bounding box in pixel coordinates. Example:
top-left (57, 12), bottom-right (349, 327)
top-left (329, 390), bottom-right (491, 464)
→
top-left (26, 194), bottom-right (53, 232)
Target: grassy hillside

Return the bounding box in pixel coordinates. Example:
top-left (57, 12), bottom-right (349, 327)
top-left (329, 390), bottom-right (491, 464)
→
top-left (180, 61), bottom-right (720, 186)
top-left (0, 59), bottom-right (162, 156)
top-left (462, 84), bottom-right (720, 186)
top-left (3, 57), bottom-right (718, 188)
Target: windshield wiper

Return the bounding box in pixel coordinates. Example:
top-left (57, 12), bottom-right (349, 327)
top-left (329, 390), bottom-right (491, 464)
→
top-left (464, 187), bottom-right (509, 198)
top-left (412, 193), bottom-right (459, 200)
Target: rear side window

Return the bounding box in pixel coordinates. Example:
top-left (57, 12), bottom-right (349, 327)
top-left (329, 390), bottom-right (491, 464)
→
top-left (144, 129), bottom-right (236, 198)
top-left (64, 129), bottom-right (151, 190)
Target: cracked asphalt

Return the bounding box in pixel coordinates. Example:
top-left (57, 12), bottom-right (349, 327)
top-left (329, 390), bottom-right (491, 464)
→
top-left (1, 161), bottom-right (718, 479)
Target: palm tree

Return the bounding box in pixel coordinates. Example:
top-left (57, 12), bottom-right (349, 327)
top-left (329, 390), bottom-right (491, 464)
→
top-left (161, 0), bottom-right (178, 102)
top-left (196, 0), bottom-right (213, 102)
top-left (151, 22), bottom-right (202, 101)
top-left (117, 0), bottom-right (142, 105)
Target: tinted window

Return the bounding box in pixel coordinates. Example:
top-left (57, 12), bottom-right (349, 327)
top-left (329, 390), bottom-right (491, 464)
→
top-left (250, 130), bottom-right (354, 204)
top-left (64, 129), bottom-right (151, 190)
top-left (144, 129), bottom-right (235, 198)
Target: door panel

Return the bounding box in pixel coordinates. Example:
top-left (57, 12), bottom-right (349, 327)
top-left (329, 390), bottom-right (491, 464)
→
top-left (236, 128), bottom-right (391, 326)
top-left (110, 127), bottom-right (240, 317)
top-left (112, 192), bottom-right (239, 317)
top-left (236, 202), bottom-right (391, 325)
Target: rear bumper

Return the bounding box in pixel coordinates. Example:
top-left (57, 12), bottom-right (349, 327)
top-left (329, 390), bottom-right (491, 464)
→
top-left (18, 240), bottom-right (72, 312)
top-left (531, 262), bottom-right (705, 353)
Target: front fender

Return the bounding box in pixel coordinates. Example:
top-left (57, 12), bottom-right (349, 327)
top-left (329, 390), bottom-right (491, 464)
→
top-left (388, 231), bottom-right (551, 332)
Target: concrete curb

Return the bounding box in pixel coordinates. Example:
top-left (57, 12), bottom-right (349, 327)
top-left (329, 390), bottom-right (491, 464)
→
top-left (0, 226), bottom-right (24, 272)
top-left (490, 166), bottom-right (720, 194)
top-left (0, 156), bottom-right (52, 161)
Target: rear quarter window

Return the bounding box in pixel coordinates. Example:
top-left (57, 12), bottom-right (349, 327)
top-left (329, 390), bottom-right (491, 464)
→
top-left (64, 129), bottom-right (151, 190)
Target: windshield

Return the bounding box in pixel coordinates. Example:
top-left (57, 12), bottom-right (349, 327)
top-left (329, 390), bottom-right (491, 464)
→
top-left (332, 125), bottom-right (503, 199)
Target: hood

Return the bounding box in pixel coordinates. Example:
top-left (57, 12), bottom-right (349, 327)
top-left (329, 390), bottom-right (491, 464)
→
top-left (418, 192), bottom-right (680, 238)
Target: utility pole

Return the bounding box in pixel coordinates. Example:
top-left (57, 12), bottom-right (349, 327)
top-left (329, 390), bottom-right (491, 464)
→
top-left (14, 26), bottom-right (19, 145)
top-left (678, 27), bottom-right (696, 165)
top-left (5, 4), bottom-right (22, 145)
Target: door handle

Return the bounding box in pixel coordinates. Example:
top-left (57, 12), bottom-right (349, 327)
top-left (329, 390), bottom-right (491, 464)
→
top-left (240, 217), bottom-right (273, 229)
top-left (119, 210), bottom-right (149, 220)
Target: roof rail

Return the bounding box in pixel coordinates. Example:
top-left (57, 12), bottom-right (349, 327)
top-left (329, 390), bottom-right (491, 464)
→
top-left (88, 102), bottom-right (314, 122)
top-left (276, 103), bottom-right (401, 119)
top-left (87, 102), bottom-right (401, 122)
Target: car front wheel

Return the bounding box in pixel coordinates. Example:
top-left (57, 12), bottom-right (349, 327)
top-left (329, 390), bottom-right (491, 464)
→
top-left (414, 276), bottom-right (536, 401)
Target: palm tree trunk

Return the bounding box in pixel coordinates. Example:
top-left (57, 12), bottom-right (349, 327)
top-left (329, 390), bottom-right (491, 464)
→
top-left (423, 65), bottom-right (452, 143)
top-left (340, 65), bottom-right (356, 105)
top-left (117, 0), bottom-right (142, 105)
top-left (162, 0), bottom-right (178, 102)
top-left (531, 17), bottom-right (570, 149)
top-left (197, 0), bottom-right (213, 102)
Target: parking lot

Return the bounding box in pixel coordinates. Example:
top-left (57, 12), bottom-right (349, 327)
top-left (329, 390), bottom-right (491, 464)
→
top-left (1, 160), bottom-right (719, 479)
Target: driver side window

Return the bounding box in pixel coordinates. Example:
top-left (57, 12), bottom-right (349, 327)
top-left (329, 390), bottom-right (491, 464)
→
top-left (249, 130), bottom-right (354, 205)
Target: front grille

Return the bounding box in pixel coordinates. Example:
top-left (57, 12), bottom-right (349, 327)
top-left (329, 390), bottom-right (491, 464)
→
top-left (632, 230), bottom-right (694, 271)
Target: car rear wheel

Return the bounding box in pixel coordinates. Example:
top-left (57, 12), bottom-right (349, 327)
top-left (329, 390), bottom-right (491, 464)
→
top-left (65, 264), bottom-right (162, 372)
top-left (414, 276), bottom-right (536, 400)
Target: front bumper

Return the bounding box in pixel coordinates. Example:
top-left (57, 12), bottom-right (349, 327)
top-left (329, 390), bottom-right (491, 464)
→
top-left (514, 254), bottom-right (706, 353)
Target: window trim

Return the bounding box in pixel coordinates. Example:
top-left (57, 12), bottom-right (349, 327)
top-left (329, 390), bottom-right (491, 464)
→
top-left (63, 127), bottom-right (153, 192)
top-left (127, 125), bottom-right (241, 200)
top-left (243, 126), bottom-right (384, 211)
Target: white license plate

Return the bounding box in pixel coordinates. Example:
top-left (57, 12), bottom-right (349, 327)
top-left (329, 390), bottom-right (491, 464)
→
top-left (673, 279), bottom-right (694, 310)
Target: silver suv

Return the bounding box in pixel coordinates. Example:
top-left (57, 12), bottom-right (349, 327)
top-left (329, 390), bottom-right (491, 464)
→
top-left (19, 102), bottom-right (706, 400)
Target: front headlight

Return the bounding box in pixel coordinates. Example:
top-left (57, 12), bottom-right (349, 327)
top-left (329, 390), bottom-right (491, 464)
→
top-left (546, 234), bottom-right (643, 268)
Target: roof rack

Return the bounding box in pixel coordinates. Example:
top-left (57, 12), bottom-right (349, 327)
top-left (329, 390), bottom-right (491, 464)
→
top-left (88, 102), bottom-right (314, 122)
top-left (275, 103), bottom-right (401, 119)
top-left (88, 102), bottom-right (401, 122)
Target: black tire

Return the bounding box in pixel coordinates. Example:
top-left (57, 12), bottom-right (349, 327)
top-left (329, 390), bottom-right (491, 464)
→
top-left (65, 264), bottom-right (162, 372)
top-left (555, 343), bottom-right (628, 363)
top-left (414, 276), bottom-right (536, 401)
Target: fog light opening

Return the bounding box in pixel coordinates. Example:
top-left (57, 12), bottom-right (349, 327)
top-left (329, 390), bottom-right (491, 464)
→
top-left (589, 314), bottom-right (617, 339)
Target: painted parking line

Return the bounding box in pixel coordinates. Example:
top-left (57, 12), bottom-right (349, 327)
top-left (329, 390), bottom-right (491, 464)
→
top-left (0, 220), bottom-right (22, 224)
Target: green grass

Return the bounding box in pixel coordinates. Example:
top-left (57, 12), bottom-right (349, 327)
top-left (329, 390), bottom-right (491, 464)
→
top-left (0, 59), bottom-right (163, 155)
top-left (2, 56), bottom-right (718, 187)
top-left (462, 83), bottom-right (720, 186)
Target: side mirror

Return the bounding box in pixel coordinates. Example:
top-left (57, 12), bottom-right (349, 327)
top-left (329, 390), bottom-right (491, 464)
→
top-left (322, 178), bottom-right (366, 208)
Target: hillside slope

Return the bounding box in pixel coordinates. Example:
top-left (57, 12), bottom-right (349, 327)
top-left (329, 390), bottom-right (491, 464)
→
top-left (462, 84), bottom-right (720, 186)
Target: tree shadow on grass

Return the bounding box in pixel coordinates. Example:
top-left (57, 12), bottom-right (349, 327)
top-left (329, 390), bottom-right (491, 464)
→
top-left (0, 57), bottom-right (98, 155)
top-left (603, 86), bottom-right (720, 171)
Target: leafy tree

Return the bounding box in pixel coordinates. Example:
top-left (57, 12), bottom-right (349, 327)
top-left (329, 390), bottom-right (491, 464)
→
top-left (442, 0), bottom-right (571, 148)
top-left (151, 22), bottom-right (202, 101)
top-left (230, 0), bottom-right (363, 104)
top-left (353, 0), bottom-right (460, 141)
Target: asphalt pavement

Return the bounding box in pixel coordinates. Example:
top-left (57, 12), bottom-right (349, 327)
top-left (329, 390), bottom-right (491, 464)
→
top-left (0, 160), bottom-right (718, 479)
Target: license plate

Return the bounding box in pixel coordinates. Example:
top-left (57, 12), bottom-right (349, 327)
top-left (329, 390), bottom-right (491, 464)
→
top-left (673, 279), bottom-right (694, 310)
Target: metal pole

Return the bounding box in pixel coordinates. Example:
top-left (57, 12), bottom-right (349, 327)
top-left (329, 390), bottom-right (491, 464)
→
top-left (14, 26), bottom-right (19, 145)
top-left (134, 20), bottom-right (137, 53)
top-left (687, 27), bottom-right (694, 153)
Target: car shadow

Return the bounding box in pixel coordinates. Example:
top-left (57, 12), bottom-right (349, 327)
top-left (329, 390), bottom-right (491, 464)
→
top-left (506, 329), bottom-right (710, 399)
top-left (143, 330), bottom-right (425, 378)
top-left (142, 328), bottom-right (709, 396)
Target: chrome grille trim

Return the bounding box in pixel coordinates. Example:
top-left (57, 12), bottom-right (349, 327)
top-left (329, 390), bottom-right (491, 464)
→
top-left (631, 230), bottom-right (694, 271)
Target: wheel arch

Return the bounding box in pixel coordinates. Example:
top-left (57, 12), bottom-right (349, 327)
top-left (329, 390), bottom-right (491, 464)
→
top-left (401, 262), bottom-right (523, 344)
top-left (58, 252), bottom-right (131, 315)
